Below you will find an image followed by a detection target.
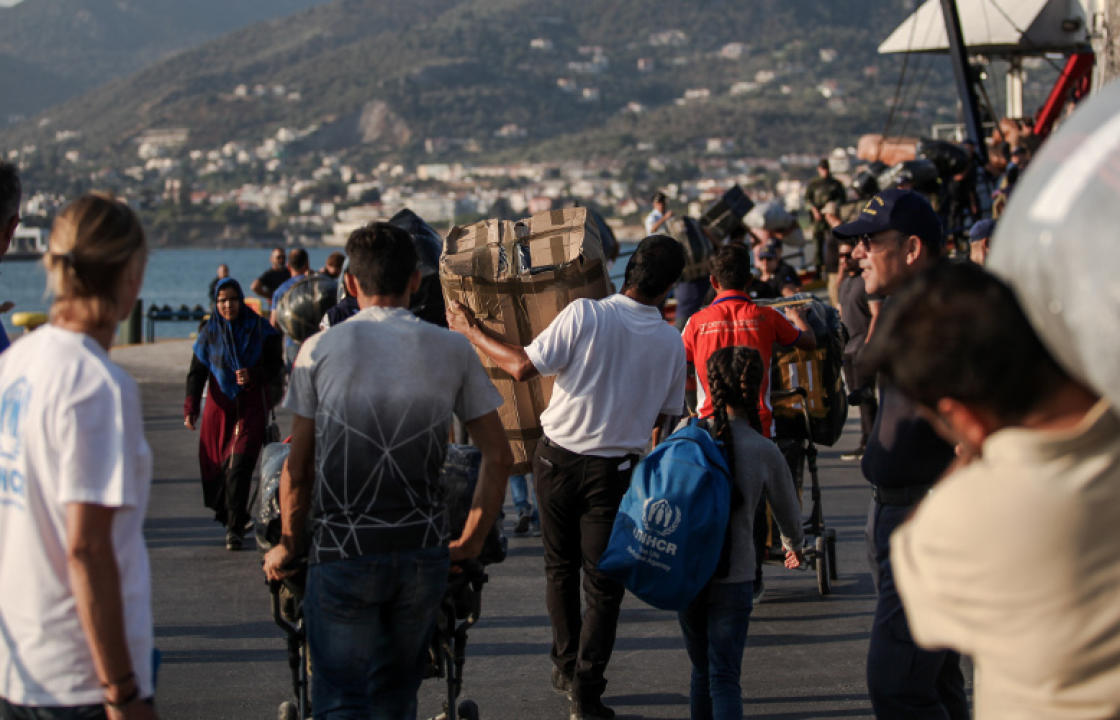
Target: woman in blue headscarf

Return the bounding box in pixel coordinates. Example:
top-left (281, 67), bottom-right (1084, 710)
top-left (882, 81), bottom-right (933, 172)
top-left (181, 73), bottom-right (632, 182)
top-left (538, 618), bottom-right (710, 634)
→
top-left (184, 278), bottom-right (282, 550)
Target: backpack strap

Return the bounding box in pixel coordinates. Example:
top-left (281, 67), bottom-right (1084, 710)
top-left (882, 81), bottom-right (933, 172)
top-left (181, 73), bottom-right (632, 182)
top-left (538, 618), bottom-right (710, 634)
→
top-left (692, 417), bottom-right (744, 581)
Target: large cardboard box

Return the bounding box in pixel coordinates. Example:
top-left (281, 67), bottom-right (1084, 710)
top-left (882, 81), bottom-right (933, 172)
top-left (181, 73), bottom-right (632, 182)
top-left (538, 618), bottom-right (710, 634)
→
top-left (441, 207), bottom-right (612, 472)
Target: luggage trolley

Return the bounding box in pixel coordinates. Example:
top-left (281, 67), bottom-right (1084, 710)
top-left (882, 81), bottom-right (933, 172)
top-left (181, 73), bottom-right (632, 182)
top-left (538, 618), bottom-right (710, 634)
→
top-left (771, 387), bottom-right (839, 595)
top-left (256, 443), bottom-right (505, 720)
top-left (760, 293), bottom-right (848, 596)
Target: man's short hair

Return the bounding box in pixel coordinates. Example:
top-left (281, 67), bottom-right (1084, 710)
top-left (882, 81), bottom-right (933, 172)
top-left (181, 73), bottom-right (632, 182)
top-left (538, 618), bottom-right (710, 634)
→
top-left (0, 162), bottom-right (21, 225)
top-left (709, 244), bottom-right (752, 290)
top-left (288, 248), bottom-right (309, 272)
top-left (864, 261), bottom-right (1067, 423)
top-left (818, 158), bottom-right (830, 171)
top-left (651, 191), bottom-right (667, 205)
top-left (346, 222), bottom-right (418, 296)
top-left (623, 234), bottom-right (685, 299)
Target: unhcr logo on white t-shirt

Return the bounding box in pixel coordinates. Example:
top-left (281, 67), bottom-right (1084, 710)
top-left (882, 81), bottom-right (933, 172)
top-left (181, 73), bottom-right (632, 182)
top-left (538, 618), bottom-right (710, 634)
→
top-left (0, 378), bottom-right (29, 506)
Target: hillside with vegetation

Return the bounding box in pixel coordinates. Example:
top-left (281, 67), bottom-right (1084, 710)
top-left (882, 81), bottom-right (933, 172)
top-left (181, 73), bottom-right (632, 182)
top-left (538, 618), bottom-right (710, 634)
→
top-left (1, 0), bottom-right (961, 164)
top-left (0, 0), bottom-right (330, 121)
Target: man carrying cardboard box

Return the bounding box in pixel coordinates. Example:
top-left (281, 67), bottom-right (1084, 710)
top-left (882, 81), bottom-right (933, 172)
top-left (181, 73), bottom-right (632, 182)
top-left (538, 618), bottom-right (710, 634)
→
top-left (447, 235), bottom-right (687, 720)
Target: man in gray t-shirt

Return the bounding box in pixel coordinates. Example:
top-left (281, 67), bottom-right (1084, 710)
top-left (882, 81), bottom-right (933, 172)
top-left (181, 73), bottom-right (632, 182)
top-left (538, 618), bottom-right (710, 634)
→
top-left (264, 222), bottom-right (512, 719)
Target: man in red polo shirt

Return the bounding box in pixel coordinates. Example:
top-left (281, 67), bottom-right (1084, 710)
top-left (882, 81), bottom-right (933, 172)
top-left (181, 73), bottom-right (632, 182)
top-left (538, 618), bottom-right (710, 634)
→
top-left (684, 244), bottom-right (816, 436)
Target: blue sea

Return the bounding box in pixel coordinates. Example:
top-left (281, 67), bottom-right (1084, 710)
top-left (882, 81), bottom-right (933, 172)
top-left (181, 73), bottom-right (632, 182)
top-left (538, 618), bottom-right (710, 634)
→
top-left (1, 245), bottom-right (634, 341)
top-left (0, 247), bottom-right (347, 341)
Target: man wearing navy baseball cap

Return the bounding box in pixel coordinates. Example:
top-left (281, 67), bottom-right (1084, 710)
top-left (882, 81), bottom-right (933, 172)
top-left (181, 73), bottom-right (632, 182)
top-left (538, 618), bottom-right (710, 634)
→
top-left (833, 189), bottom-right (969, 719)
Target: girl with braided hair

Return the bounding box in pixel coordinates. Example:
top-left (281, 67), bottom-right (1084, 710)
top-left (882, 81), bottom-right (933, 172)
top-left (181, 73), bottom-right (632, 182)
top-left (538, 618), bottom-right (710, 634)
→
top-left (678, 346), bottom-right (804, 720)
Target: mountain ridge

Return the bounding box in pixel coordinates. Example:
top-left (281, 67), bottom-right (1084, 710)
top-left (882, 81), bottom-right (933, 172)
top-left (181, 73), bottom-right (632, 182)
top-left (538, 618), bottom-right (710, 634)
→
top-left (2, 0), bottom-right (951, 164)
top-left (0, 0), bottom-right (331, 120)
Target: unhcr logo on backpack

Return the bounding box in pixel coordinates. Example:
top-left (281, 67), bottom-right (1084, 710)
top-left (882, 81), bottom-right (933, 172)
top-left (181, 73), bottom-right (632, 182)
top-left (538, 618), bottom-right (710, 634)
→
top-left (643, 498), bottom-right (682, 536)
top-left (631, 497), bottom-right (682, 559)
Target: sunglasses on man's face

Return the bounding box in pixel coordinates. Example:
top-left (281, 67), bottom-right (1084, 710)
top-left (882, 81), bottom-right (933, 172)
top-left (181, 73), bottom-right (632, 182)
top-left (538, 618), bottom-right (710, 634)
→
top-left (856, 233), bottom-right (902, 253)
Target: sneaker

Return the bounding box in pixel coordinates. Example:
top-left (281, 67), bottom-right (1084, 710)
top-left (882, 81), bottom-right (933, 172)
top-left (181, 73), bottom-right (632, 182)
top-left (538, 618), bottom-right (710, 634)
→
top-left (551, 667), bottom-right (572, 696)
top-left (514, 508), bottom-right (532, 536)
top-left (752, 578), bottom-right (766, 605)
top-left (225, 531), bottom-right (242, 551)
top-left (839, 449), bottom-right (864, 461)
top-left (569, 698), bottom-right (615, 720)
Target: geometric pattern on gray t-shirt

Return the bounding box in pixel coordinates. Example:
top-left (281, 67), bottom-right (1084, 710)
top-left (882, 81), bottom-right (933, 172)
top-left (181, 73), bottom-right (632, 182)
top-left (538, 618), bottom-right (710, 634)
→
top-left (284, 306), bottom-right (502, 565)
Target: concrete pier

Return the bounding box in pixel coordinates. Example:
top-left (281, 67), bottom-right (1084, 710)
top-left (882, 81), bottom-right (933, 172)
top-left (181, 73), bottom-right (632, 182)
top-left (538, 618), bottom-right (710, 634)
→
top-left (113, 339), bottom-right (891, 720)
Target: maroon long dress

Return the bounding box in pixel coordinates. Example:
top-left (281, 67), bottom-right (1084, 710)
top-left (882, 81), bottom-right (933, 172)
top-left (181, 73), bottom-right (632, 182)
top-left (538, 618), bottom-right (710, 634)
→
top-left (185, 333), bottom-right (282, 532)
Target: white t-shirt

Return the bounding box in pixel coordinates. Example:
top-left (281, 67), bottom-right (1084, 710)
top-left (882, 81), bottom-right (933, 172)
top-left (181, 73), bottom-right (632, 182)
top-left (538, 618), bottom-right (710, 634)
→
top-left (644, 209), bottom-right (663, 235)
top-left (0, 326), bottom-right (154, 706)
top-left (893, 401), bottom-right (1120, 719)
top-left (526, 294), bottom-right (686, 456)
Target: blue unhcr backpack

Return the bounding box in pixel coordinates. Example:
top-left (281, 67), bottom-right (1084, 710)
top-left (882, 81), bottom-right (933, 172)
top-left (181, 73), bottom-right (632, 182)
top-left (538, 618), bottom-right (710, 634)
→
top-left (597, 419), bottom-right (732, 611)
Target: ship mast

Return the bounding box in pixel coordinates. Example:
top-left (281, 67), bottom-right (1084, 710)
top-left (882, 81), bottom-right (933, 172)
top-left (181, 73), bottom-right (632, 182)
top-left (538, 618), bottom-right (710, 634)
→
top-left (939, 0), bottom-right (985, 152)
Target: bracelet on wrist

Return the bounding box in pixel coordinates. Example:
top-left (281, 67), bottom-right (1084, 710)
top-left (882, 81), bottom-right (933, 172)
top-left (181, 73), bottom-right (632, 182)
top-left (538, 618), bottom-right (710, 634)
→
top-left (100, 671), bottom-right (135, 689)
top-left (104, 685), bottom-right (140, 710)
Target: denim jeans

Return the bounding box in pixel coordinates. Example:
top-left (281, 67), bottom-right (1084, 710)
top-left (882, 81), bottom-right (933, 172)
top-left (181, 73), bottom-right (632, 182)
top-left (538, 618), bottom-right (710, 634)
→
top-left (678, 581), bottom-right (754, 720)
top-left (866, 499), bottom-right (968, 720)
top-left (509, 473), bottom-right (536, 517)
top-left (304, 546), bottom-right (449, 720)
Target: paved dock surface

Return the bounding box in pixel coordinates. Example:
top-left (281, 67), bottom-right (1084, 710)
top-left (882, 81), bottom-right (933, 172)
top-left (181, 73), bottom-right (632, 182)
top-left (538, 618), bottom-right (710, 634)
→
top-left (114, 339), bottom-right (891, 720)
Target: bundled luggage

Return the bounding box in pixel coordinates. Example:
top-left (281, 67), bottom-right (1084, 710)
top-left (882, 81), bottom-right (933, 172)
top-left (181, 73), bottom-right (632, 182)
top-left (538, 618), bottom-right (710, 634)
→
top-left (387, 208), bottom-right (448, 327)
top-left (757, 294), bottom-right (849, 446)
top-left (274, 275), bottom-right (339, 342)
top-left (677, 216), bottom-right (717, 281)
top-left (878, 159), bottom-right (940, 196)
top-left (440, 207), bottom-right (612, 473)
top-left (917, 138), bottom-right (971, 178)
top-left (699, 184), bottom-right (755, 239)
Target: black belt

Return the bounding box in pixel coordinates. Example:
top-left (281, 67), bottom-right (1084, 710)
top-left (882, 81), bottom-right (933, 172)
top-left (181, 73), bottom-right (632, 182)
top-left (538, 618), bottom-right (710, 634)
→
top-left (540, 435), bottom-right (638, 467)
top-left (871, 483), bottom-right (933, 507)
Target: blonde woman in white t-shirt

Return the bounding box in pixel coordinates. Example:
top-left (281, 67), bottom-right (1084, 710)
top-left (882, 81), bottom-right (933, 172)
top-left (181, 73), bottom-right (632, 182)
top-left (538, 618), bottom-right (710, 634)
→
top-left (0, 194), bottom-right (158, 720)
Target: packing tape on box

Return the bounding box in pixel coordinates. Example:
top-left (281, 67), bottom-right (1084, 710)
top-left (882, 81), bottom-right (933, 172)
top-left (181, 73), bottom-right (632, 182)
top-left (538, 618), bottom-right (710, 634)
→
top-left (506, 427), bottom-right (545, 442)
top-left (451, 264), bottom-right (606, 298)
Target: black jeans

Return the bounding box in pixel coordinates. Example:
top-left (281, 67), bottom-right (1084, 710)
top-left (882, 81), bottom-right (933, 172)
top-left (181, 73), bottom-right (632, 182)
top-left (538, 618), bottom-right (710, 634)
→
top-left (0, 699), bottom-right (154, 719)
top-left (0, 702), bottom-right (103, 720)
top-left (866, 498), bottom-right (969, 719)
top-left (533, 438), bottom-right (634, 705)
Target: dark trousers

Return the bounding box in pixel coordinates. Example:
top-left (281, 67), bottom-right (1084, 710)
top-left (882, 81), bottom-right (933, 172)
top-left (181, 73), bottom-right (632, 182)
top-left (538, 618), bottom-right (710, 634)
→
top-left (866, 498), bottom-right (969, 720)
top-left (0, 701), bottom-right (104, 720)
top-left (202, 452), bottom-right (255, 533)
top-left (842, 352), bottom-right (877, 452)
top-left (0, 699), bottom-right (153, 719)
top-left (533, 438), bottom-right (634, 705)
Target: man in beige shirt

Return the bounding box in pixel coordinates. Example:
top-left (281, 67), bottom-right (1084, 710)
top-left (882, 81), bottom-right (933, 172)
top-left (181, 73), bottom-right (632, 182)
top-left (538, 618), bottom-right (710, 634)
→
top-left (865, 261), bottom-right (1120, 718)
